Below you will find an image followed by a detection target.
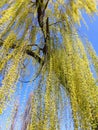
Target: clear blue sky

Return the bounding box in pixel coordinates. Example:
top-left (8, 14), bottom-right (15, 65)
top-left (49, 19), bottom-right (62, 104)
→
top-left (80, 13), bottom-right (98, 54)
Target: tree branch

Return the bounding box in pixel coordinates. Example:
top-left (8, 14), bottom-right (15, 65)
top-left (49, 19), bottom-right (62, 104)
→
top-left (0, 39), bottom-right (43, 63)
top-left (26, 49), bottom-right (43, 63)
top-left (43, 0), bottom-right (50, 13)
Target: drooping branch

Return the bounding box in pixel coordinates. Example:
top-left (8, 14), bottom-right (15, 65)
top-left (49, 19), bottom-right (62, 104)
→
top-left (26, 49), bottom-right (42, 63)
top-left (21, 93), bottom-right (33, 130)
top-left (10, 102), bottom-right (19, 130)
top-left (0, 39), bottom-right (43, 63)
top-left (0, 0), bottom-right (50, 64)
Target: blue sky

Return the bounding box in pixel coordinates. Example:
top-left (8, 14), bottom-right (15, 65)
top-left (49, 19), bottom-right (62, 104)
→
top-left (80, 13), bottom-right (98, 54)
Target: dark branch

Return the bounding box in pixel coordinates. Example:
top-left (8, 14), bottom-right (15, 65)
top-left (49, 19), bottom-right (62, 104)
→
top-left (0, 39), bottom-right (3, 46)
top-left (0, 39), bottom-right (43, 63)
top-left (43, 0), bottom-right (50, 13)
top-left (26, 49), bottom-right (42, 63)
top-left (49, 20), bottom-right (65, 26)
top-left (43, 17), bottom-right (49, 55)
top-left (36, 0), bottom-right (50, 56)
top-left (36, 0), bottom-right (44, 33)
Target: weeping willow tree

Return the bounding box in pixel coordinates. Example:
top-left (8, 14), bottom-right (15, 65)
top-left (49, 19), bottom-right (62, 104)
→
top-left (0, 0), bottom-right (98, 130)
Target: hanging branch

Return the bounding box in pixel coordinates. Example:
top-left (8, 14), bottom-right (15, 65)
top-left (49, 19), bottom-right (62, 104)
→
top-left (21, 93), bottom-right (33, 130)
top-left (0, 39), bottom-right (42, 64)
top-left (10, 102), bottom-right (19, 130)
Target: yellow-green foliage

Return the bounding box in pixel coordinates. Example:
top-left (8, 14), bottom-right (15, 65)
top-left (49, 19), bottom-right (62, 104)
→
top-left (86, 41), bottom-right (98, 77)
top-left (50, 33), bottom-right (98, 129)
top-left (27, 67), bottom-right (61, 130)
top-left (0, 41), bottom-right (26, 112)
top-left (0, 0), bottom-right (98, 130)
